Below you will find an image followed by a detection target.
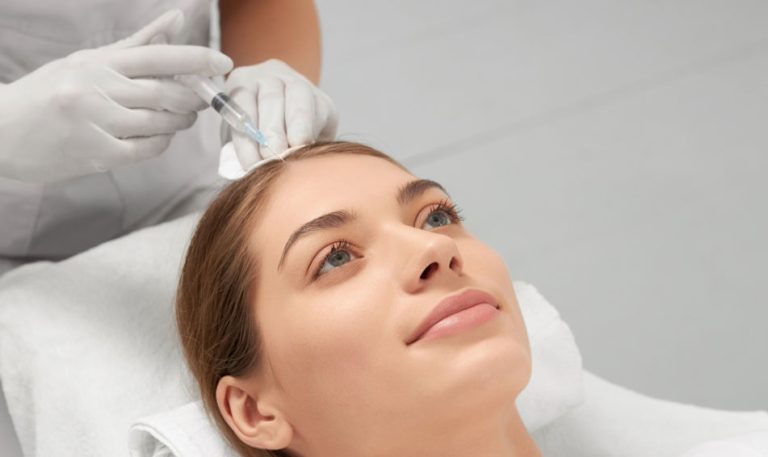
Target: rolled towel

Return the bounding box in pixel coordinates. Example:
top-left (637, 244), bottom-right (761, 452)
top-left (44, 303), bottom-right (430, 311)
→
top-left (128, 280), bottom-right (586, 457)
top-left (680, 441), bottom-right (763, 457)
top-left (129, 401), bottom-right (237, 457)
top-left (531, 371), bottom-right (768, 457)
top-left (679, 429), bottom-right (768, 457)
top-left (0, 211), bottom-right (584, 457)
top-left (129, 373), bottom-right (768, 457)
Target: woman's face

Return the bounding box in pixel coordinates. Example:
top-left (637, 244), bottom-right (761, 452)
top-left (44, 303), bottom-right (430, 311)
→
top-left (240, 153), bottom-right (531, 456)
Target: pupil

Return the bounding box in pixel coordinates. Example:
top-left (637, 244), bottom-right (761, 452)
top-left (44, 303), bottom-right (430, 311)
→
top-left (331, 251), bottom-right (349, 265)
top-left (431, 211), bottom-right (449, 226)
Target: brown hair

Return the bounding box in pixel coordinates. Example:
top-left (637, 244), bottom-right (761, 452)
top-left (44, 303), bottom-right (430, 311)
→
top-left (176, 141), bottom-right (407, 457)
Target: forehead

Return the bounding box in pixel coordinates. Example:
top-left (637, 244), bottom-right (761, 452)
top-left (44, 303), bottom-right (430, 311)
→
top-left (251, 153), bottom-right (416, 245)
top-left (268, 153), bottom-right (413, 214)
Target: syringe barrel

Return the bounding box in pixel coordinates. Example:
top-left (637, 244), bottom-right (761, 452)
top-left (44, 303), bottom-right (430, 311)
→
top-left (211, 93), bottom-right (249, 132)
top-left (176, 74), bottom-right (267, 145)
top-left (176, 74), bottom-right (219, 104)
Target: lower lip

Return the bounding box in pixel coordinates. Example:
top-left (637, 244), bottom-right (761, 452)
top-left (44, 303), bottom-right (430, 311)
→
top-left (414, 303), bottom-right (500, 344)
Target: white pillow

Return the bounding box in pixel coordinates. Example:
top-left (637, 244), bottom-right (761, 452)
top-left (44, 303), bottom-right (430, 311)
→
top-left (0, 213), bottom-right (584, 457)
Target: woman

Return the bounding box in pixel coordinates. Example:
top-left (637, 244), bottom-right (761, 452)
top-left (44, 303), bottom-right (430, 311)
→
top-left (177, 141), bottom-right (542, 456)
top-left (0, 1), bottom-right (336, 276)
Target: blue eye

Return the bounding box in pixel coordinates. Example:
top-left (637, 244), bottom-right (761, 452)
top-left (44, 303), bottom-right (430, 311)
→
top-left (314, 240), bottom-right (355, 278)
top-left (311, 201), bottom-right (464, 280)
top-left (422, 200), bottom-right (464, 230)
top-left (423, 209), bottom-right (452, 229)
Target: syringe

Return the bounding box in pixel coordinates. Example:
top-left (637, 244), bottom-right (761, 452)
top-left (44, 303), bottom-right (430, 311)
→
top-left (176, 74), bottom-right (269, 147)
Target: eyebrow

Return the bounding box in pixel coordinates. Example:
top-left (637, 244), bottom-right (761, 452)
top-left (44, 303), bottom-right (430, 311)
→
top-left (277, 179), bottom-right (448, 271)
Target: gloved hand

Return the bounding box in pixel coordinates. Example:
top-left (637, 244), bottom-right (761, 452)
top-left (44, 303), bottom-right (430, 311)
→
top-left (0, 9), bottom-right (233, 183)
top-left (222, 59), bottom-right (339, 171)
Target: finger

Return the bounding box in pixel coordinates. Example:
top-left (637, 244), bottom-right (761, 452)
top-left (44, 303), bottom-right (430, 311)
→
top-left (106, 9), bottom-right (185, 49)
top-left (224, 59), bottom-right (299, 87)
top-left (229, 86), bottom-right (263, 168)
top-left (257, 77), bottom-right (288, 155)
top-left (284, 78), bottom-right (316, 146)
top-left (80, 128), bottom-right (171, 171)
top-left (117, 134), bottom-right (174, 162)
top-left (100, 108), bottom-right (196, 138)
top-left (72, 126), bottom-right (129, 172)
top-left (111, 77), bottom-right (207, 113)
top-left (107, 45), bottom-right (233, 78)
top-left (315, 90), bottom-right (339, 140)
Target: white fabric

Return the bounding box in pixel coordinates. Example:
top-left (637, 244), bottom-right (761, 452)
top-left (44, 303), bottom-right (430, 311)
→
top-left (129, 401), bottom-right (237, 457)
top-left (126, 278), bottom-right (585, 456)
top-left (218, 142), bottom-right (306, 180)
top-left (0, 0), bottom-right (220, 258)
top-left (128, 372), bottom-right (768, 457)
top-left (0, 213), bottom-right (584, 456)
top-left (514, 280), bottom-right (585, 431)
top-left (0, 212), bottom-right (765, 457)
top-left (531, 371), bottom-right (768, 457)
top-left (680, 440), bottom-right (763, 457)
top-left (680, 430), bottom-right (768, 457)
top-left (0, 216), bottom-right (200, 457)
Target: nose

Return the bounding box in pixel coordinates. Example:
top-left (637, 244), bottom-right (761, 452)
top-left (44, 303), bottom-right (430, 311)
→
top-left (398, 230), bottom-right (464, 294)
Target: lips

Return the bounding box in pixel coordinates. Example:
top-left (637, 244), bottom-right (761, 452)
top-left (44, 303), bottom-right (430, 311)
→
top-left (405, 288), bottom-right (500, 345)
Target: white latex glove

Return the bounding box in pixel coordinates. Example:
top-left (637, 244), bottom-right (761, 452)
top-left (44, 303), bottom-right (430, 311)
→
top-left (0, 9), bottom-right (234, 183)
top-left (222, 59), bottom-right (339, 173)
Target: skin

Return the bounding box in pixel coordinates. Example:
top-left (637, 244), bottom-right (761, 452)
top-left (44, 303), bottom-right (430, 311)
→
top-left (219, 0), bottom-right (322, 84)
top-left (217, 154), bottom-right (541, 457)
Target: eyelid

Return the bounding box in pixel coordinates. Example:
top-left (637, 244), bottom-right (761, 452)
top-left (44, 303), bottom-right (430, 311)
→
top-left (309, 239), bottom-right (358, 280)
top-left (414, 198), bottom-right (463, 228)
top-left (306, 199), bottom-right (462, 280)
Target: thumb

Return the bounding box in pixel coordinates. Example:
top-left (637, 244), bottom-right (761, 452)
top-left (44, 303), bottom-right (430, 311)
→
top-left (106, 9), bottom-right (185, 49)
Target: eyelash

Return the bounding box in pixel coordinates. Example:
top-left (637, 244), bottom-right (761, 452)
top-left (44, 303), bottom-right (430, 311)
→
top-left (431, 199), bottom-right (465, 225)
top-left (310, 200), bottom-right (464, 280)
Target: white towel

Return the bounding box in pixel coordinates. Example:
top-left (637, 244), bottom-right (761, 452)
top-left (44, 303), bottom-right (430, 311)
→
top-left (129, 370), bottom-right (768, 457)
top-left (0, 215), bottom-right (202, 457)
top-left (0, 213), bottom-right (584, 457)
top-left (2, 209), bottom-right (766, 457)
top-left (129, 401), bottom-right (237, 457)
top-left (680, 440), bottom-right (764, 457)
top-left (127, 280), bottom-right (586, 457)
top-left (531, 371), bottom-right (768, 457)
top-left (1, 209), bottom-right (765, 457)
top-left (680, 430), bottom-right (768, 456)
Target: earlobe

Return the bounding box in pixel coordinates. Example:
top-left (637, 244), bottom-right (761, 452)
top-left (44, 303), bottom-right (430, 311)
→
top-left (216, 375), bottom-right (293, 450)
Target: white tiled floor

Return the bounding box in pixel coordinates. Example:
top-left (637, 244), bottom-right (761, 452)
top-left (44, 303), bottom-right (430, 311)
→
top-left (318, 0), bottom-right (768, 410)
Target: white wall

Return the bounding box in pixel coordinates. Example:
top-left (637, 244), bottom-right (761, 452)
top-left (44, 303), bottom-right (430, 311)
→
top-left (317, 0), bottom-right (768, 410)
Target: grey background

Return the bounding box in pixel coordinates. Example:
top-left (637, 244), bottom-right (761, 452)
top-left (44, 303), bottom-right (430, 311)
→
top-left (318, 0), bottom-right (767, 410)
top-left (1, 1), bottom-right (766, 456)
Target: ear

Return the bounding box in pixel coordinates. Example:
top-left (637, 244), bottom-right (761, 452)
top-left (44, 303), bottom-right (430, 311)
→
top-left (216, 375), bottom-right (294, 450)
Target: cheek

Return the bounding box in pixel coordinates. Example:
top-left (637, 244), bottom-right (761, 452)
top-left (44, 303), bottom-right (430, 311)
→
top-left (463, 240), bottom-right (515, 290)
top-left (462, 241), bottom-right (531, 348)
top-left (261, 286), bottom-right (395, 408)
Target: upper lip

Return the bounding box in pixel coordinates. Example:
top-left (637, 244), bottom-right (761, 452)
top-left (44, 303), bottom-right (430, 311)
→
top-left (406, 288), bottom-right (500, 345)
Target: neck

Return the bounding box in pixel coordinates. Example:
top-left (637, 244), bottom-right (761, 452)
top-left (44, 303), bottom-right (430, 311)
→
top-left (416, 405), bottom-right (542, 457)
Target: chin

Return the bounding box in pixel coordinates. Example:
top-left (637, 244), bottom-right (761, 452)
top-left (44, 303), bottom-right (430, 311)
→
top-left (432, 317), bottom-right (530, 387)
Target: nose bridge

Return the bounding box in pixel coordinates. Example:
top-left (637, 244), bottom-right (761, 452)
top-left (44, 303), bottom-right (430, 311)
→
top-left (384, 223), bottom-right (463, 293)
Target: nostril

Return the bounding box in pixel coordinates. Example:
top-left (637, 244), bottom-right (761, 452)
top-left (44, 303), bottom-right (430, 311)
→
top-left (449, 257), bottom-right (459, 271)
top-left (420, 262), bottom-right (438, 280)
